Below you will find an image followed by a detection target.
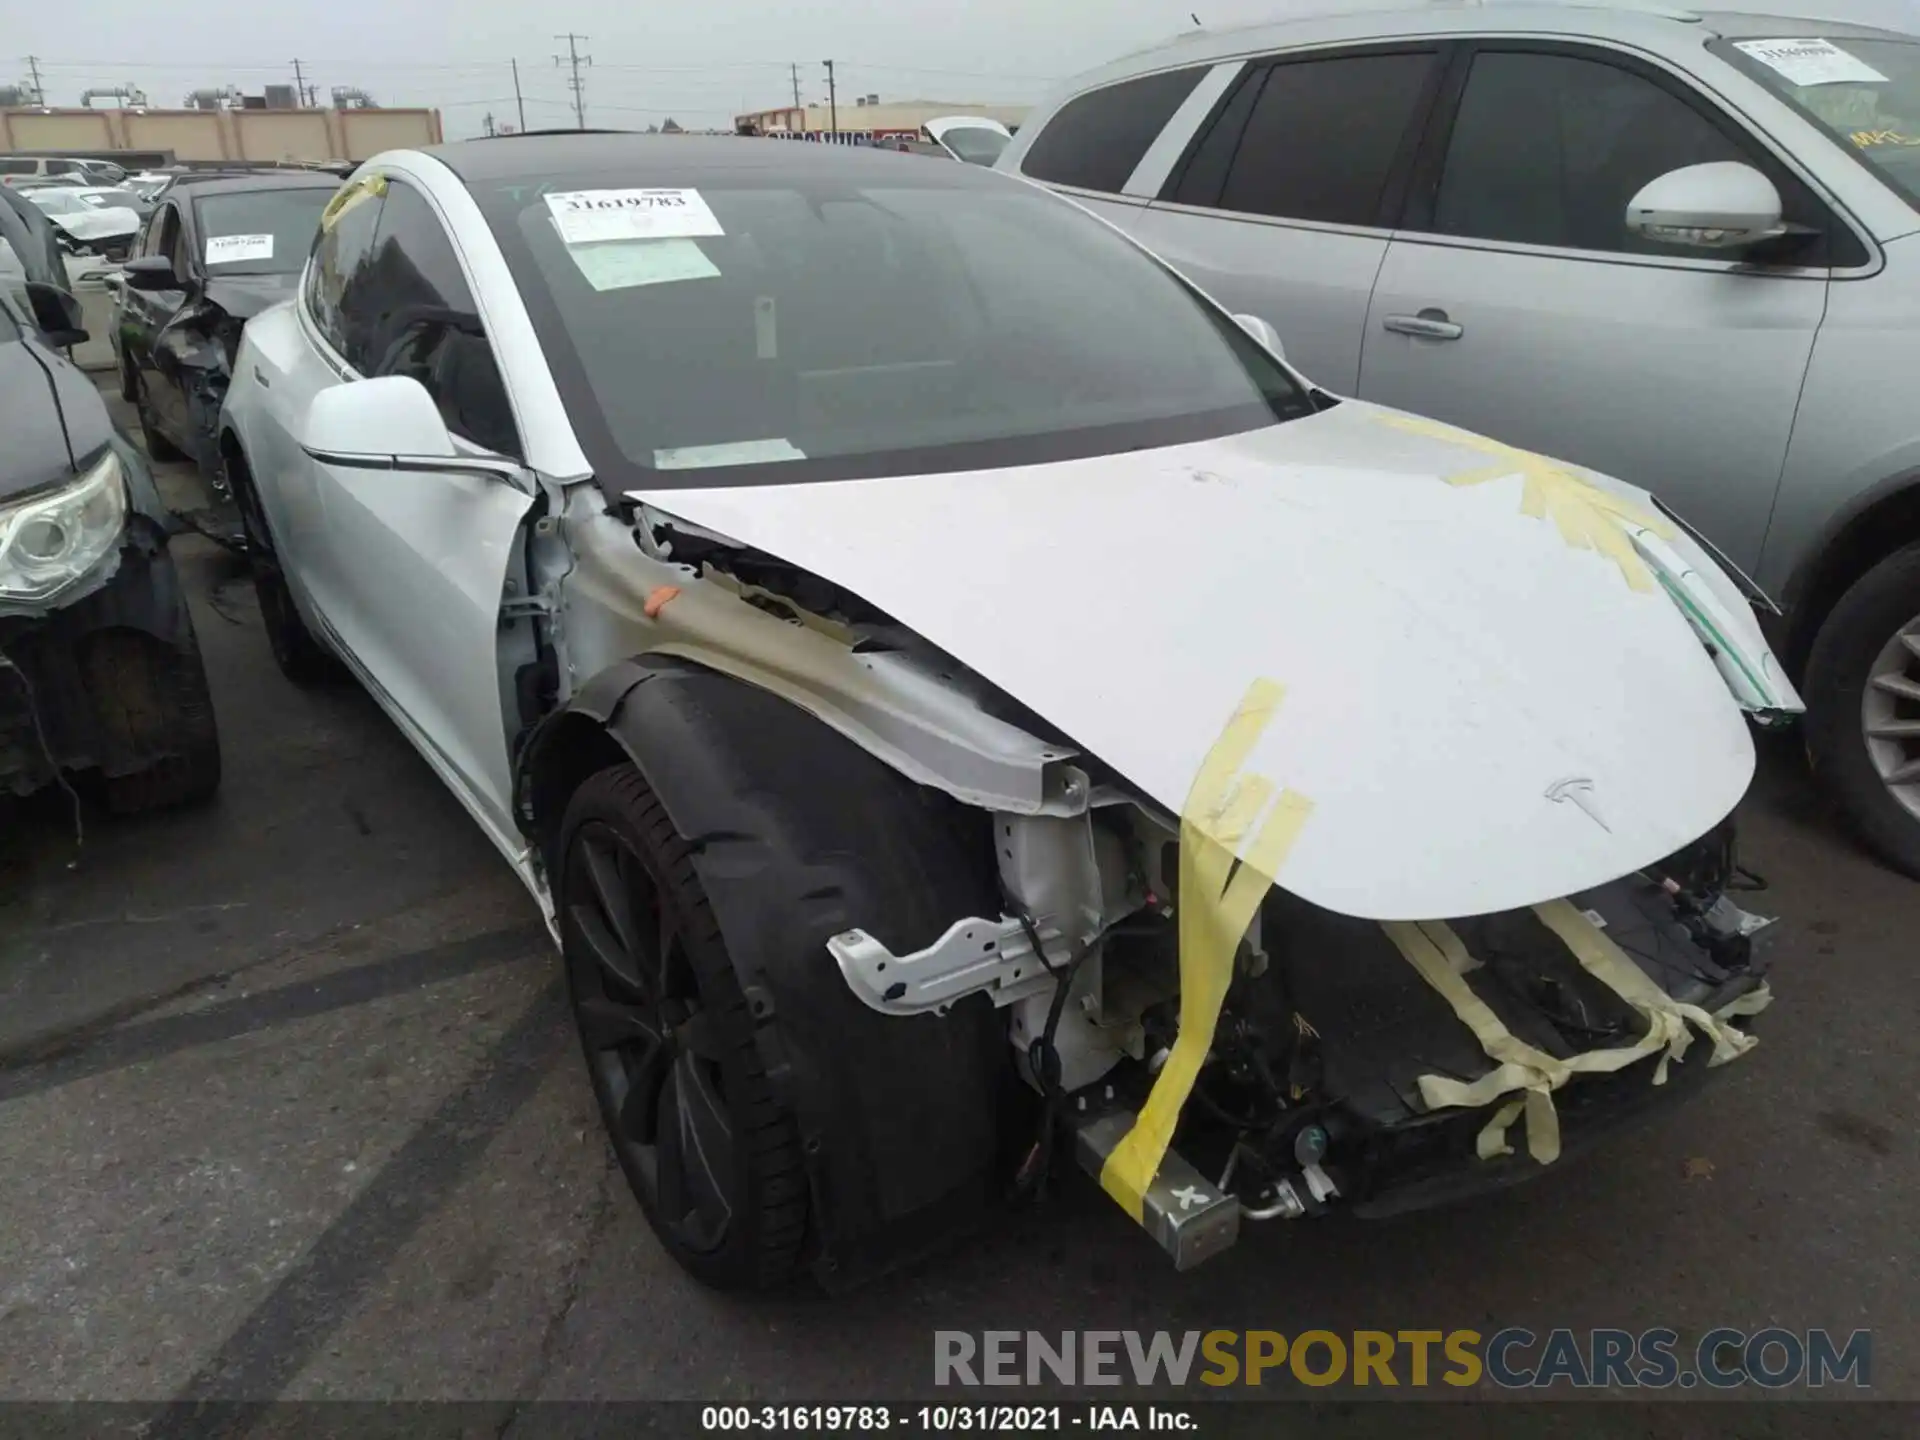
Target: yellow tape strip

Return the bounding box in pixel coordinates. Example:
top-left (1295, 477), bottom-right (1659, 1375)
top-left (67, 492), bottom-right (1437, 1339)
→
top-left (319, 173), bottom-right (388, 233)
top-left (1369, 412), bottom-right (1675, 593)
top-left (1533, 900), bottom-right (1759, 1074)
top-left (1098, 679), bottom-right (1314, 1222)
top-left (1386, 915), bottom-right (1718, 1164)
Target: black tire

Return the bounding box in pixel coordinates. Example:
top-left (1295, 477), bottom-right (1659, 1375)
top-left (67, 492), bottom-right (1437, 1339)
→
top-left (82, 623), bottom-right (222, 815)
top-left (132, 370), bottom-right (183, 462)
top-left (559, 764), bottom-right (809, 1291)
top-left (1805, 543), bottom-right (1920, 878)
top-left (227, 444), bottom-right (340, 685)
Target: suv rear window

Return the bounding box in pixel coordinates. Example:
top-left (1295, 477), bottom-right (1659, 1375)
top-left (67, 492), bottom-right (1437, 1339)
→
top-left (1020, 68), bottom-right (1207, 193)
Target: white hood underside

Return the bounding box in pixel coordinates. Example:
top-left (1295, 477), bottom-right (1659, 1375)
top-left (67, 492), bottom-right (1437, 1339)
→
top-left (631, 401), bottom-right (1759, 921)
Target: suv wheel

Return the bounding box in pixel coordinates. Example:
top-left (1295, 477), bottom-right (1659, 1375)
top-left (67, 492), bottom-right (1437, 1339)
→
top-left (82, 624), bottom-right (222, 814)
top-left (1806, 544), bottom-right (1920, 878)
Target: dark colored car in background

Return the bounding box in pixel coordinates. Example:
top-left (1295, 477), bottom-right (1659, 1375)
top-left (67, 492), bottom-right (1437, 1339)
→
top-left (0, 279), bottom-right (220, 814)
top-left (113, 171), bottom-right (339, 496)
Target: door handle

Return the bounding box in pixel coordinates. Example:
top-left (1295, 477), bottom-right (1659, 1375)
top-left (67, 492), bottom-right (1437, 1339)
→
top-left (1382, 309), bottom-right (1464, 341)
top-left (253, 367), bottom-right (270, 387)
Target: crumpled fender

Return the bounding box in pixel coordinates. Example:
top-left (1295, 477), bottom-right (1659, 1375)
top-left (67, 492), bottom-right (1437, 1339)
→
top-left (519, 654), bottom-right (1012, 1289)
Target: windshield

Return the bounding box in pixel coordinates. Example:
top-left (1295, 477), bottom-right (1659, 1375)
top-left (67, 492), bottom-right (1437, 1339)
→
top-left (476, 172), bottom-right (1309, 489)
top-left (193, 188), bottom-right (335, 275)
top-left (937, 127), bottom-right (1011, 166)
top-left (1720, 35), bottom-right (1920, 209)
top-left (79, 189), bottom-right (142, 211)
top-left (24, 190), bottom-right (82, 215)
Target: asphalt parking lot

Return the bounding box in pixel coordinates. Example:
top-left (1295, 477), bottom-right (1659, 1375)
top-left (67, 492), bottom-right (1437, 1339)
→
top-left (1, 380), bottom-right (1917, 1424)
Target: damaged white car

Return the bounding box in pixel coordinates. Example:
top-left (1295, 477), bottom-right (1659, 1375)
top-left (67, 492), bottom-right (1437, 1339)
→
top-left (220, 135), bottom-right (1799, 1291)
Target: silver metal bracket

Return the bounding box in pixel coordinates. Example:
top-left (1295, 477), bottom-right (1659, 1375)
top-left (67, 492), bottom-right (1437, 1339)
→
top-left (499, 586), bottom-right (553, 621)
top-left (829, 913), bottom-right (1073, 1016)
top-left (1072, 1110), bottom-right (1240, 1270)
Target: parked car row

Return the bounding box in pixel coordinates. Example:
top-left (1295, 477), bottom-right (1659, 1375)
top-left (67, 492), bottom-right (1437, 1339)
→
top-left (996, 4), bottom-right (1920, 878)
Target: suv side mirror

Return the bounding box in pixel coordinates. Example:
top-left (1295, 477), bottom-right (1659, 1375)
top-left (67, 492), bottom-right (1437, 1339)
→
top-left (23, 280), bottom-right (87, 346)
top-left (300, 375), bottom-right (457, 465)
top-left (1625, 162), bottom-right (1785, 249)
top-left (1232, 312), bottom-right (1286, 364)
top-left (122, 254), bottom-right (185, 292)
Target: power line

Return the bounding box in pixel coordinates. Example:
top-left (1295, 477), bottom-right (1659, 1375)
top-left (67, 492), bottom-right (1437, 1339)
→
top-left (553, 33), bottom-right (592, 129)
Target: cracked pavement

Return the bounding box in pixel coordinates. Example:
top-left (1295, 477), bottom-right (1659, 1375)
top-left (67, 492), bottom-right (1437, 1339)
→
top-left (0, 381), bottom-right (1916, 1418)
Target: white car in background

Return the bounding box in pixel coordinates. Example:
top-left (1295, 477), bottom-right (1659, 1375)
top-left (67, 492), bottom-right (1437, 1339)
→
top-left (922, 115), bottom-right (1014, 166)
top-left (19, 185), bottom-right (140, 261)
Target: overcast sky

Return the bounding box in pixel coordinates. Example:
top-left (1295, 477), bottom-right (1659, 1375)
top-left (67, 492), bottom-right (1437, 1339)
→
top-left (12, 0), bottom-right (1920, 137)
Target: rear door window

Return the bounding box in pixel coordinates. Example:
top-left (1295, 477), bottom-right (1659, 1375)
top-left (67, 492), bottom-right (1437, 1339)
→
top-left (304, 179), bottom-right (385, 368)
top-left (1020, 67), bottom-right (1208, 193)
top-left (1192, 51), bottom-right (1438, 225)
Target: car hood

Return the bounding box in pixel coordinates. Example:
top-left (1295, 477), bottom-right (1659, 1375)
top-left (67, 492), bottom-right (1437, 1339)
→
top-left (203, 272), bottom-right (298, 320)
top-left (0, 336), bottom-right (113, 501)
top-left (628, 400), bottom-right (1786, 920)
top-left (48, 207), bottom-right (138, 240)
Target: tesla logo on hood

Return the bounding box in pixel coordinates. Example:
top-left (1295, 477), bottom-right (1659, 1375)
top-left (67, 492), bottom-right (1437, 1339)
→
top-left (1546, 776), bottom-right (1611, 833)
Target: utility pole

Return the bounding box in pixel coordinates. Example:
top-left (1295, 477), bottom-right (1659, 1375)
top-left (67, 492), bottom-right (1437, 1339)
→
top-left (790, 62), bottom-right (801, 110)
top-left (511, 58), bottom-right (526, 133)
top-left (823, 59), bottom-right (838, 142)
top-left (291, 58), bottom-right (308, 108)
top-left (25, 54), bottom-right (44, 105)
top-left (554, 33), bottom-right (592, 130)
top-left (483, 111), bottom-right (496, 137)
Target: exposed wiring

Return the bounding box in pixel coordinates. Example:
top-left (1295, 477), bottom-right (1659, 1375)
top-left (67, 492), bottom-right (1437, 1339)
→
top-left (1010, 905), bottom-right (1089, 1200)
top-left (0, 644), bottom-right (84, 855)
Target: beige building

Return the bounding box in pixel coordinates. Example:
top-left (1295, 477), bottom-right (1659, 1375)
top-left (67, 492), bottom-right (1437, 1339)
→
top-left (0, 106), bottom-right (442, 164)
top-left (734, 99), bottom-right (1028, 141)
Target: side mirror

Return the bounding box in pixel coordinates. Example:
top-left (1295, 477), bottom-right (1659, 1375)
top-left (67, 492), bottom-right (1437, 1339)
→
top-left (23, 280), bottom-right (87, 346)
top-left (300, 375), bottom-right (456, 464)
top-left (1625, 162), bottom-right (1784, 250)
top-left (1232, 312), bottom-right (1286, 364)
top-left (122, 254), bottom-right (185, 292)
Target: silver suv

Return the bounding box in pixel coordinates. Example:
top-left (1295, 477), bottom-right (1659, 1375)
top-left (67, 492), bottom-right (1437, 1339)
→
top-left (1000, 4), bottom-right (1920, 876)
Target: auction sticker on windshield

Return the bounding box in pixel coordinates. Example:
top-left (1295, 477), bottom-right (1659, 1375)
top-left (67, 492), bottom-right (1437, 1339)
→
top-left (544, 188), bottom-right (723, 244)
top-left (1733, 38), bottom-right (1890, 87)
top-left (206, 234), bottom-right (274, 264)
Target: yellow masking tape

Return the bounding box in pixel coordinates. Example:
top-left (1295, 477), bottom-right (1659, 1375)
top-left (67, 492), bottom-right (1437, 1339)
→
top-left (320, 173), bottom-right (388, 232)
top-left (1533, 899), bottom-right (1759, 1073)
top-left (1370, 412), bottom-right (1676, 592)
top-left (1386, 917), bottom-right (1698, 1164)
top-left (1098, 679), bottom-right (1314, 1222)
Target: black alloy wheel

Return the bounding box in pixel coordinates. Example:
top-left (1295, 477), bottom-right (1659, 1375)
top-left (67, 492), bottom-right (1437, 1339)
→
top-left (558, 764), bottom-right (807, 1288)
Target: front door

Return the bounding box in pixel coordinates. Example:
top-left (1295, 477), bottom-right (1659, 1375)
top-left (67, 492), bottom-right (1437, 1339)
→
top-left (1358, 43), bottom-right (1834, 572)
top-left (293, 175), bottom-right (534, 845)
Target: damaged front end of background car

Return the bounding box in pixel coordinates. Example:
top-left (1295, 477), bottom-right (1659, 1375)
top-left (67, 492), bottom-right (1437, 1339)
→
top-left (1, 282), bottom-right (220, 816)
top-left (509, 413), bottom-right (1803, 1284)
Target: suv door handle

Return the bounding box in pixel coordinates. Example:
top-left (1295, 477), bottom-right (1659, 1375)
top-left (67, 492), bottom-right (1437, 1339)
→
top-left (1382, 309), bottom-right (1464, 341)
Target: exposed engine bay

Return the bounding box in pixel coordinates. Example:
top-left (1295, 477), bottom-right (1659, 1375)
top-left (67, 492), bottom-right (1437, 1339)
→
top-left (832, 800), bottom-right (1775, 1269)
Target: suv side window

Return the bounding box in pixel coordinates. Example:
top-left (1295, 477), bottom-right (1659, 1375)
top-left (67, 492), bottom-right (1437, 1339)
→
top-left (1429, 50), bottom-right (1752, 255)
top-left (1020, 67), bottom-right (1208, 193)
top-left (1173, 51), bottom-right (1436, 225)
top-left (359, 180), bottom-right (520, 459)
top-left (304, 180), bottom-right (385, 368)
top-left (141, 203), bottom-right (177, 262)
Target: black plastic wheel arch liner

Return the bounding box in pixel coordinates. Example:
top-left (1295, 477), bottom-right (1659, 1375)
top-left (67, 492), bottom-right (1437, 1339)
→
top-left (521, 655), bottom-right (1012, 1289)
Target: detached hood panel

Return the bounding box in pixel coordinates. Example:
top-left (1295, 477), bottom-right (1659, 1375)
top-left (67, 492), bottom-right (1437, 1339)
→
top-left (630, 402), bottom-right (1759, 921)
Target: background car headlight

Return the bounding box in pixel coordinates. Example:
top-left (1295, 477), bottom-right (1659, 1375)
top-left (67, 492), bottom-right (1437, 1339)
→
top-left (0, 450), bottom-right (128, 604)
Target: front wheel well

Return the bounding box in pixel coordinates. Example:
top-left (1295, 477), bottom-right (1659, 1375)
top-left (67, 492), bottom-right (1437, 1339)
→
top-left (1788, 479), bottom-right (1920, 673)
top-left (518, 709), bottom-right (629, 876)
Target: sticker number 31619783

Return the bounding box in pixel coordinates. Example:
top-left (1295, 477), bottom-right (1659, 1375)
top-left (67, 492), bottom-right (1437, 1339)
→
top-left (543, 188), bottom-right (725, 244)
